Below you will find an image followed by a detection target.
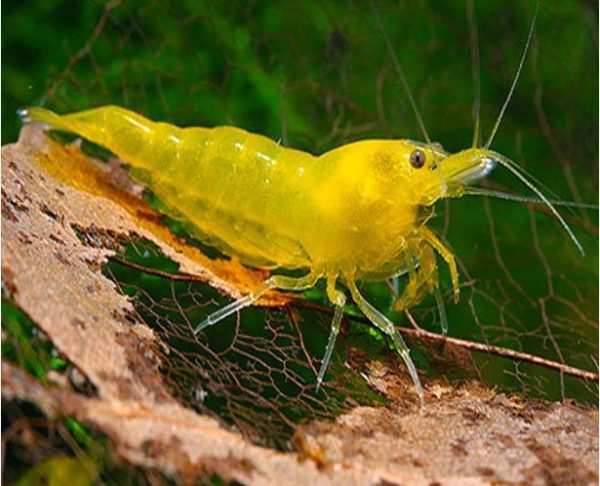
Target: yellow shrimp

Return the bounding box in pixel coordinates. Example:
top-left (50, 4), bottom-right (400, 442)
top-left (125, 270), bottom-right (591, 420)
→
top-left (19, 3), bottom-right (583, 405)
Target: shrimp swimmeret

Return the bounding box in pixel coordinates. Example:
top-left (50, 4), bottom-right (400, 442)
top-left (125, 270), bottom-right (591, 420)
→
top-left (20, 4), bottom-right (585, 405)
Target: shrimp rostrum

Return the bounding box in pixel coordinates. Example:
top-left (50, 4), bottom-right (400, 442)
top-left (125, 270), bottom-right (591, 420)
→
top-left (20, 6), bottom-right (585, 405)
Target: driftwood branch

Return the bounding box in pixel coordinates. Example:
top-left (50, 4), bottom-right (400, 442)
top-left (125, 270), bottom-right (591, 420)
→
top-left (107, 256), bottom-right (599, 383)
top-left (403, 310), bottom-right (598, 381)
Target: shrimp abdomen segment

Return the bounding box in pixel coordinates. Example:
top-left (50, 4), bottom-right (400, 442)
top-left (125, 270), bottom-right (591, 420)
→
top-left (143, 124), bottom-right (318, 269)
top-left (25, 106), bottom-right (317, 268)
top-left (24, 105), bottom-right (193, 172)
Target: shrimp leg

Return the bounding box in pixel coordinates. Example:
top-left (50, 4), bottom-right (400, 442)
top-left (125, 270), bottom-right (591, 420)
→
top-left (394, 245), bottom-right (438, 310)
top-left (421, 227), bottom-right (460, 302)
top-left (346, 279), bottom-right (424, 405)
top-left (315, 276), bottom-right (346, 391)
top-left (393, 245), bottom-right (448, 334)
top-left (194, 272), bottom-right (320, 334)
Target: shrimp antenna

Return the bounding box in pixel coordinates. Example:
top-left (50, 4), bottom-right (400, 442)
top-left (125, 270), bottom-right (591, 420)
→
top-left (371, 0), bottom-right (431, 144)
top-left (489, 151), bottom-right (585, 255)
top-left (463, 187), bottom-right (599, 209)
top-left (467, 0), bottom-right (481, 148)
top-left (485, 1), bottom-right (539, 149)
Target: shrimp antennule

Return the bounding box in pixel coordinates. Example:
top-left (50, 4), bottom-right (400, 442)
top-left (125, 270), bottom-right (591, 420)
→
top-left (485, 1), bottom-right (539, 149)
top-left (467, 0), bottom-right (482, 148)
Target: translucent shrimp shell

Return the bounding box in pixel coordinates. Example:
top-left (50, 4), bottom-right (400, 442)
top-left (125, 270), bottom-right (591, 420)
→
top-left (23, 105), bottom-right (448, 280)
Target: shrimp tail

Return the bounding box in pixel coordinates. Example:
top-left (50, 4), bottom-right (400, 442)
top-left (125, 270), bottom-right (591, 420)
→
top-left (18, 105), bottom-right (173, 171)
top-left (18, 106), bottom-right (113, 150)
top-left (19, 107), bottom-right (78, 133)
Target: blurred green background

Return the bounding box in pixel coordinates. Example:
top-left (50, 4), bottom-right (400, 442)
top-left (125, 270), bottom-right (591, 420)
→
top-left (2, 0), bottom-right (598, 478)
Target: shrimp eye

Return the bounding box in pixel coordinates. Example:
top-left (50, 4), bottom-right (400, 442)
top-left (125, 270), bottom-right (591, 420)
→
top-left (409, 149), bottom-right (426, 169)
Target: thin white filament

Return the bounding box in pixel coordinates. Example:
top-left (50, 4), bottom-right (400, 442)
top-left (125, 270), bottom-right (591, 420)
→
top-left (371, 0), bottom-right (431, 144)
top-left (467, 0), bottom-right (481, 148)
top-left (485, 2), bottom-right (539, 149)
top-left (463, 187), bottom-right (599, 209)
top-left (490, 151), bottom-right (585, 256)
